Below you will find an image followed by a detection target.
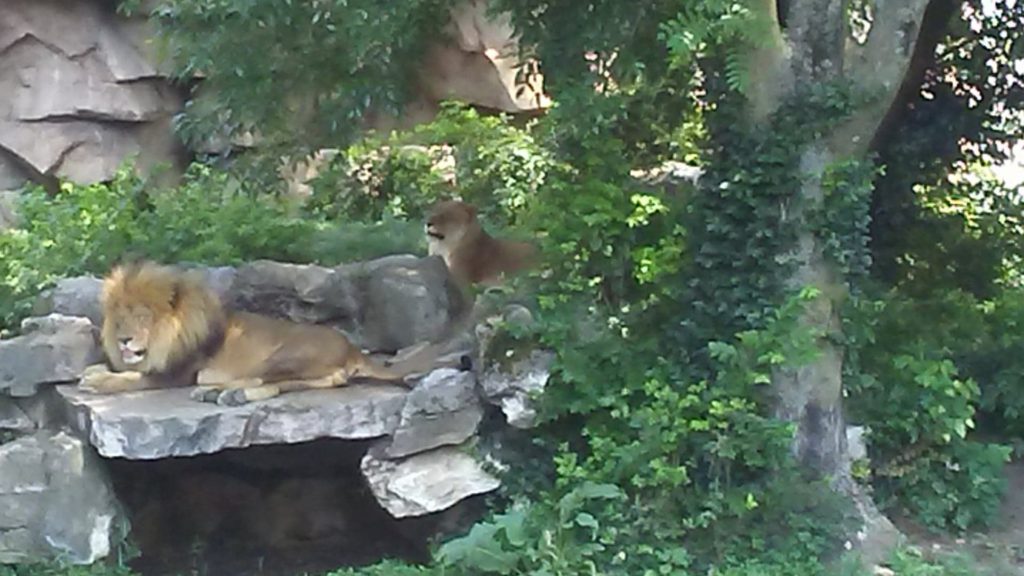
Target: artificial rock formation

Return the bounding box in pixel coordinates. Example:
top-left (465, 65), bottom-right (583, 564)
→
top-left (0, 0), bottom-right (184, 187)
top-left (0, 315), bottom-right (102, 398)
top-left (0, 431), bottom-right (124, 564)
top-left (0, 255), bottom-right (541, 566)
top-left (419, 0), bottom-right (549, 115)
top-left (0, 0), bottom-right (547, 200)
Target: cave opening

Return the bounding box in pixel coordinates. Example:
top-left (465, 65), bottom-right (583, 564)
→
top-left (103, 438), bottom-right (478, 576)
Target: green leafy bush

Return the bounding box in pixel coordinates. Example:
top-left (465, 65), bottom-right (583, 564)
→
top-left (0, 564), bottom-right (136, 576)
top-left (844, 292), bottom-right (1011, 531)
top-left (307, 142), bottom-right (454, 223)
top-left (307, 216), bottom-right (427, 264)
top-left (308, 104), bottom-right (558, 229)
top-left (429, 289), bottom-right (855, 576)
top-left (0, 163), bottom-right (316, 335)
top-left (961, 289), bottom-right (1024, 437)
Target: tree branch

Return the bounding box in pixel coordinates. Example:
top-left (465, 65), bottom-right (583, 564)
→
top-left (831, 0), bottom-right (947, 155)
top-left (786, 0), bottom-right (846, 81)
top-left (745, 0), bottom-right (793, 121)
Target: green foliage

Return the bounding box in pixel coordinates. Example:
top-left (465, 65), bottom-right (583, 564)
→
top-left (885, 546), bottom-right (993, 576)
top-left (435, 483), bottom-right (631, 575)
top-left (446, 289), bottom-right (855, 576)
top-left (966, 291), bottom-right (1024, 435)
top-left (326, 561), bottom-right (437, 576)
top-left (813, 158), bottom-right (881, 286)
top-left (119, 0), bottom-right (456, 154)
top-left (308, 104), bottom-right (557, 227)
top-left (0, 564), bottom-right (135, 576)
top-left (308, 216), bottom-right (427, 263)
top-left (0, 163), bottom-right (315, 335)
top-left (870, 0), bottom-right (1024, 298)
top-left (888, 439), bottom-right (1009, 534)
top-left (872, 166), bottom-right (1024, 300)
top-left (659, 1), bottom-right (775, 94)
top-left (681, 82), bottom-right (862, 340)
top-left (306, 142), bottom-right (452, 223)
top-left (844, 291), bottom-right (1012, 532)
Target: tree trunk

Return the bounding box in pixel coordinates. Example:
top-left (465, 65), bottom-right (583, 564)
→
top-left (748, 0), bottom-right (941, 484)
top-left (773, 145), bottom-right (848, 478)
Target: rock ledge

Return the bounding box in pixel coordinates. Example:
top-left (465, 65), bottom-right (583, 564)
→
top-left (56, 384), bottom-right (409, 460)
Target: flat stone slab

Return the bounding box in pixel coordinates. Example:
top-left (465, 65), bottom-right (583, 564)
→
top-left (362, 442), bottom-right (500, 518)
top-left (55, 384), bottom-right (410, 460)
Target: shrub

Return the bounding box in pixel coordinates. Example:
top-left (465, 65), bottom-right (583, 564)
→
top-left (307, 216), bottom-right (427, 265)
top-left (425, 289), bottom-right (857, 576)
top-left (0, 564), bottom-right (135, 576)
top-left (0, 163), bottom-right (316, 335)
top-left (962, 288), bottom-right (1024, 438)
top-left (844, 291), bottom-right (1011, 532)
top-left (307, 103), bottom-right (558, 229)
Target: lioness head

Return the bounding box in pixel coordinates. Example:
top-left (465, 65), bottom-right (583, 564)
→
top-left (100, 261), bottom-right (223, 373)
top-left (425, 200), bottom-right (478, 256)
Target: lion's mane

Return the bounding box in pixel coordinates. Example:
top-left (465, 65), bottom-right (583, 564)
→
top-left (100, 261), bottom-right (227, 375)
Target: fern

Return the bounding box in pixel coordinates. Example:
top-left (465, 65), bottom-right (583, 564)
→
top-left (724, 52), bottom-right (751, 94)
top-left (658, 0), bottom-right (774, 97)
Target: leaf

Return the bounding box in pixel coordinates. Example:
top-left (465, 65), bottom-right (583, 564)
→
top-left (437, 522), bottom-right (520, 574)
top-left (575, 512), bottom-right (599, 531)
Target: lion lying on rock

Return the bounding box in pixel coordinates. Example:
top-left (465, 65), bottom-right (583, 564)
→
top-left (79, 260), bottom-right (429, 406)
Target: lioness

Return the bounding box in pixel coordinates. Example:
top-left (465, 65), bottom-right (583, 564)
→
top-left (387, 200), bottom-right (539, 369)
top-left (425, 199), bottom-right (537, 288)
top-left (79, 260), bottom-right (427, 406)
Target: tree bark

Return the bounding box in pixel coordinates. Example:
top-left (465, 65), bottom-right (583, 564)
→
top-left (748, 0), bottom-right (937, 481)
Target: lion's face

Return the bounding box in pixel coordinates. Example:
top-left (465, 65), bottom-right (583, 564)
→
top-left (99, 262), bottom-right (221, 374)
top-left (105, 303), bottom-right (161, 367)
top-left (425, 200), bottom-right (477, 256)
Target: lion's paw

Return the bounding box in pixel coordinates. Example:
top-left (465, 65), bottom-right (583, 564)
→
top-left (189, 386), bottom-right (222, 403)
top-left (81, 364), bottom-right (110, 378)
top-left (216, 389), bottom-right (251, 407)
top-left (78, 370), bottom-right (122, 394)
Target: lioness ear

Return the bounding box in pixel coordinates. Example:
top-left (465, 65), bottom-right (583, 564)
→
top-left (464, 203), bottom-right (478, 218)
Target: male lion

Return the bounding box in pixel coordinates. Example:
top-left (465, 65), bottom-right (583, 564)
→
top-left (79, 260), bottom-right (427, 406)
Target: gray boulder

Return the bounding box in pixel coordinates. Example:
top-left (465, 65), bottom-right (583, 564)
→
top-left (34, 277), bottom-right (104, 327)
top-left (385, 368), bottom-right (482, 459)
top-left (0, 431), bottom-right (124, 564)
top-left (0, 397), bottom-right (32, 433)
top-left (479, 349), bottom-right (554, 429)
top-left (362, 442), bottom-right (500, 518)
top-left (0, 315), bottom-right (101, 397)
top-left (35, 256), bottom-right (466, 354)
top-left (230, 256), bottom-right (464, 352)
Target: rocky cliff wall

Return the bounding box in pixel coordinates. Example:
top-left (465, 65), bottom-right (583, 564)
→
top-left (0, 0), bottom-right (547, 206)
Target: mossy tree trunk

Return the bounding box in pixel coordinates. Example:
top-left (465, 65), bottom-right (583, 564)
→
top-left (743, 0), bottom-right (949, 480)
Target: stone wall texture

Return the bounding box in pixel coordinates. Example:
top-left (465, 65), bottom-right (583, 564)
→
top-left (0, 0), bottom-right (548, 200)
